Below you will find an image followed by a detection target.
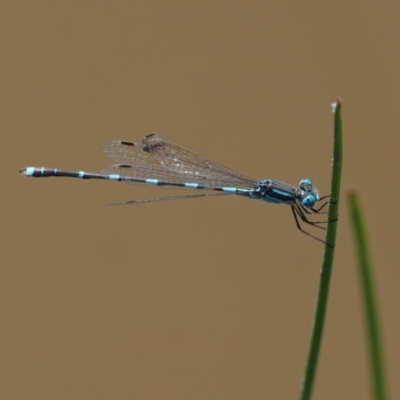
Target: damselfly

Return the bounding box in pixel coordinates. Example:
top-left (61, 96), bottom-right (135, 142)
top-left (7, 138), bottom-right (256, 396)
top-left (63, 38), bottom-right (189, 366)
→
top-left (19, 134), bottom-right (330, 243)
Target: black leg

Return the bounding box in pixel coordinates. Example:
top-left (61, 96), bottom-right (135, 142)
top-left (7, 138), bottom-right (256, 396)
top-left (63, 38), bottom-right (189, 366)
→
top-left (309, 195), bottom-right (333, 214)
top-left (310, 201), bottom-right (329, 213)
top-left (290, 206), bottom-right (327, 245)
top-left (301, 198), bottom-right (338, 225)
top-left (293, 203), bottom-right (327, 229)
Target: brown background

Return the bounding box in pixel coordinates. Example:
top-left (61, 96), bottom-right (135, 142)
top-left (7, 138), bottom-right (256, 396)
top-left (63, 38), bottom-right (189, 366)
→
top-left (3, 1), bottom-right (399, 399)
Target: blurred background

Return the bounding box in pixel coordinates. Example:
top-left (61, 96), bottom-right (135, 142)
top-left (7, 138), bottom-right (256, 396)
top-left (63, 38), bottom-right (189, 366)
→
top-left (2, 1), bottom-right (399, 399)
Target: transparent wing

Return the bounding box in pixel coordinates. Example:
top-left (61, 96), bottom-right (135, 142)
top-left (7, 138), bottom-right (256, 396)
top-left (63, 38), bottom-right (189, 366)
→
top-left (107, 192), bottom-right (231, 206)
top-left (102, 133), bottom-right (256, 188)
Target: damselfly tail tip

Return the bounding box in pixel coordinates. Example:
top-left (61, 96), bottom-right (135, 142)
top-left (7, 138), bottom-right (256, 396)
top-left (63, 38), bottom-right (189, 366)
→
top-left (19, 167), bottom-right (29, 176)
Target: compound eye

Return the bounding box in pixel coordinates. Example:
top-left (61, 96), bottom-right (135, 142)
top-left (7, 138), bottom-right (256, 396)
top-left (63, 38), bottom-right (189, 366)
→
top-left (302, 194), bottom-right (316, 208)
top-left (299, 179), bottom-right (313, 191)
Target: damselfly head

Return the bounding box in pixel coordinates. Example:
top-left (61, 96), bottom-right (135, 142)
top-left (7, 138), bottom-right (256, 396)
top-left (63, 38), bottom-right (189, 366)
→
top-left (298, 179), bottom-right (319, 207)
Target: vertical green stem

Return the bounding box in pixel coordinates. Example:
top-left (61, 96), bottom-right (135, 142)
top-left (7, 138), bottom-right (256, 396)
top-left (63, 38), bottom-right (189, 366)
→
top-left (299, 99), bottom-right (343, 400)
top-left (348, 193), bottom-right (388, 400)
